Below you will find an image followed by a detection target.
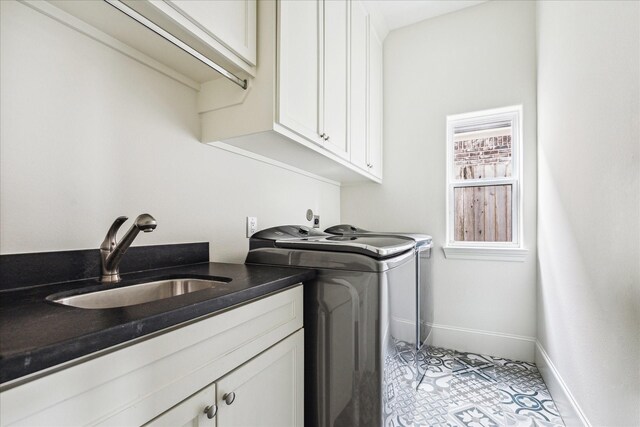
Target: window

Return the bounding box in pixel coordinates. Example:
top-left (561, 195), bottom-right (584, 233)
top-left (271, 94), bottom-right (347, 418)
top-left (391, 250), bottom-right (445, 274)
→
top-left (444, 106), bottom-right (526, 261)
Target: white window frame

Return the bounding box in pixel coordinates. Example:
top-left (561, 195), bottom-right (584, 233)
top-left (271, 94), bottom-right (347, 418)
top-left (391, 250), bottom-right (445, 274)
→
top-left (443, 105), bottom-right (527, 262)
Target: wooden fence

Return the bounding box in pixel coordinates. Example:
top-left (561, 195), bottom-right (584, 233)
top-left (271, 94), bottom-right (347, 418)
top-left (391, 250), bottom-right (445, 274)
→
top-left (454, 184), bottom-right (512, 242)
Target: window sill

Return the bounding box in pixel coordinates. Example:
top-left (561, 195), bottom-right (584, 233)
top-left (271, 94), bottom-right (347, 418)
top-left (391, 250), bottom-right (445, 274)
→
top-left (442, 246), bottom-right (528, 262)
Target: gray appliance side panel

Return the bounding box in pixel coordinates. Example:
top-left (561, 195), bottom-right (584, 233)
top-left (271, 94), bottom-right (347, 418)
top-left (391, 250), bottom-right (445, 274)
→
top-left (304, 269), bottom-right (382, 427)
top-left (304, 257), bottom-right (417, 427)
top-left (419, 246), bottom-right (434, 346)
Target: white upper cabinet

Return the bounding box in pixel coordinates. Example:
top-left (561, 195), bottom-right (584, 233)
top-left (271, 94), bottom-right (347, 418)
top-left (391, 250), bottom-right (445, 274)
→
top-left (278, 0), bottom-right (322, 144)
top-left (349, 0), bottom-right (370, 172)
top-left (368, 19), bottom-right (384, 179)
top-left (30, 0), bottom-right (385, 182)
top-left (198, 0), bottom-right (387, 184)
top-left (44, 0), bottom-right (256, 86)
top-left (122, 0), bottom-right (257, 75)
top-left (278, 0), bottom-right (349, 158)
top-left (349, 0), bottom-right (383, 179)
top-left (321, 0), bottom-right (350, 159)
top-left (167, 0), bottom-right (257, 66)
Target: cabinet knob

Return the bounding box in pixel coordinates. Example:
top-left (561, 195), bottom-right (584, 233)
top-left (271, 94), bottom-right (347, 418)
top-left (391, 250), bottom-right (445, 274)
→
top-left (324, 135), bottom-right (330, 141)
top-left (223, 392), bottom-right (236, 405)
top-left (204, 404), bottom-right (218, 419)
top-left (320, 133), bottom-right (326, 140)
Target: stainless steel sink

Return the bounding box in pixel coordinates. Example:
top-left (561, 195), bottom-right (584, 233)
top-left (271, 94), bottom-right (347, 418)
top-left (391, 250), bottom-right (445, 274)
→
top-left (51, 278), bottom-right (230, 309)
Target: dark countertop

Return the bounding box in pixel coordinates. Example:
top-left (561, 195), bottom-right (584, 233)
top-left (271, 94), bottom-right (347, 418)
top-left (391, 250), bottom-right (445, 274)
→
top-left (0, 262), bottom-right (315, 385)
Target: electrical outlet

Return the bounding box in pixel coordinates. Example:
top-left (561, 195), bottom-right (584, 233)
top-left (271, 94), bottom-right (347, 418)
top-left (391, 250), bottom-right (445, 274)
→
top-left (313, 215), bottom-right (320, 228)
top-left (246, 216), bottom-right (258, 237)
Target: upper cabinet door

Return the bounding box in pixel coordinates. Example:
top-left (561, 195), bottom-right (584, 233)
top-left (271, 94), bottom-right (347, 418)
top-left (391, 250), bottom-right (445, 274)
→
top-left (168, 0), bottom-right (257, 66)
top-left (349, 0), bottom-right (369, 171)
top-left (322, 0), bottom-right (350, 159)
top-left (278, 0), bottom-right (322, 144)
top-left (368, 22), bottom-right (383, 179)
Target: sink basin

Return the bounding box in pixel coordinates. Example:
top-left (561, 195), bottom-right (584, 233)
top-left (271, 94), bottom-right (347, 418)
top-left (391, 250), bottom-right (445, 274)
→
top-left (50, 278), bottom-right (230, 309)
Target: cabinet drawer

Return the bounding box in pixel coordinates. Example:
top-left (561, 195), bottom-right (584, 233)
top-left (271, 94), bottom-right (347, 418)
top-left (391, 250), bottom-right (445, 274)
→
top-left (0, 285), bottom-right (303, 427)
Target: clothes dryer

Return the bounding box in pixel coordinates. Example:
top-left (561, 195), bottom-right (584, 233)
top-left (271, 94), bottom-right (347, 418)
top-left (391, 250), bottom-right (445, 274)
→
top-left (325, 225), bottom-right (433, 350)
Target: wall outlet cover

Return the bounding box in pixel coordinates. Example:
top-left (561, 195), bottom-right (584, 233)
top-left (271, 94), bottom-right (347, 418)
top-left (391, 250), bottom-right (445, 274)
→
top-left (246, 216), bottom-right (258, 237)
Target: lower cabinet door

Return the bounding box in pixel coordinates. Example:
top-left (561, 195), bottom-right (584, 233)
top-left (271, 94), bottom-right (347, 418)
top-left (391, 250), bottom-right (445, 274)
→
top-left (145, 329), bottom-right (303, 427)
top-left (216, 329), bottom-right (304, 427)
top-left (145, 384), bottom-right (217, 427)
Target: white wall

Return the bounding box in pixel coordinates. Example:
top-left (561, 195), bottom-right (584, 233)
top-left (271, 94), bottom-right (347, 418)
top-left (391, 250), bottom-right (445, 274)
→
top-left (341, 0), bottom-right (538, 361)
top-left (0, 1), bottom-right (340, 262)
top-left (536, 1), bottom-right (640, 425)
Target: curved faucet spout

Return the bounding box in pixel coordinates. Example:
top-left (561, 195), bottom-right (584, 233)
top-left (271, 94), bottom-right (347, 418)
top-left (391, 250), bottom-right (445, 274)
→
top-left (100, 214), bottom-right (157, 283)
top-left (100, 216), bottom-right (128, 254)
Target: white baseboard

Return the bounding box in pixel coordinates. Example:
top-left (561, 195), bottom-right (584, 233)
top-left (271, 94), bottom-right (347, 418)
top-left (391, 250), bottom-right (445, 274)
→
top-left (390, 316), bottom-right (417, 343)
top-left (429, 323), bottom-right (536, 362)
top-left (424, 325), bottom-right (434, 347)
top-left (535, 341), bottom-right (591, 427)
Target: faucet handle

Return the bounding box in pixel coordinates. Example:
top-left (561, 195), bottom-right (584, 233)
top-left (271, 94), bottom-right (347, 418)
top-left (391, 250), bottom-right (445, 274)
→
top-left (100, 216), bottom-right (128, 251)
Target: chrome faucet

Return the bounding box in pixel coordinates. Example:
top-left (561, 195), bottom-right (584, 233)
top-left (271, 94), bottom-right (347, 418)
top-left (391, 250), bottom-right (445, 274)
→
top-left (100, 214), bottom-right (157, 283)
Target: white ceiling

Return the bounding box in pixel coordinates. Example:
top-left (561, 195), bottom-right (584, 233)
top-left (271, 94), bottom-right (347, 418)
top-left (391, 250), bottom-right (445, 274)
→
top-left (365, 0), bottom-right (487, 32)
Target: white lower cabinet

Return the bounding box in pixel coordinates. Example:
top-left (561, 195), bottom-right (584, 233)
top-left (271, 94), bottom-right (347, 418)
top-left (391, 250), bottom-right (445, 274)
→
top-left (0, 286), bottom-right (303, 427)
top-left (147, 330), bottom-right (304, 427)
top-left (216, 330), bottom-right (303, 427)
top-left (146, 383), bottom-right (218, 427)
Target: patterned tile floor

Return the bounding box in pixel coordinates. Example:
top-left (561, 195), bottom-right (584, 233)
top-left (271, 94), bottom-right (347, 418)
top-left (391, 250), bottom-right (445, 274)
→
top-left (384, 344), bottom-right (565, 427)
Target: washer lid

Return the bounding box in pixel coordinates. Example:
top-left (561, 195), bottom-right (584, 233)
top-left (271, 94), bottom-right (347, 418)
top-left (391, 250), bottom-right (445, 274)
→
top-left (324, 224), bottom-right (369, 234)
top-left (251, 225), bottom-right (329, 241)
top-left (274, 235), bottom-right (414, 259)
top-left (324, 224), bottom-right (432, 247)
